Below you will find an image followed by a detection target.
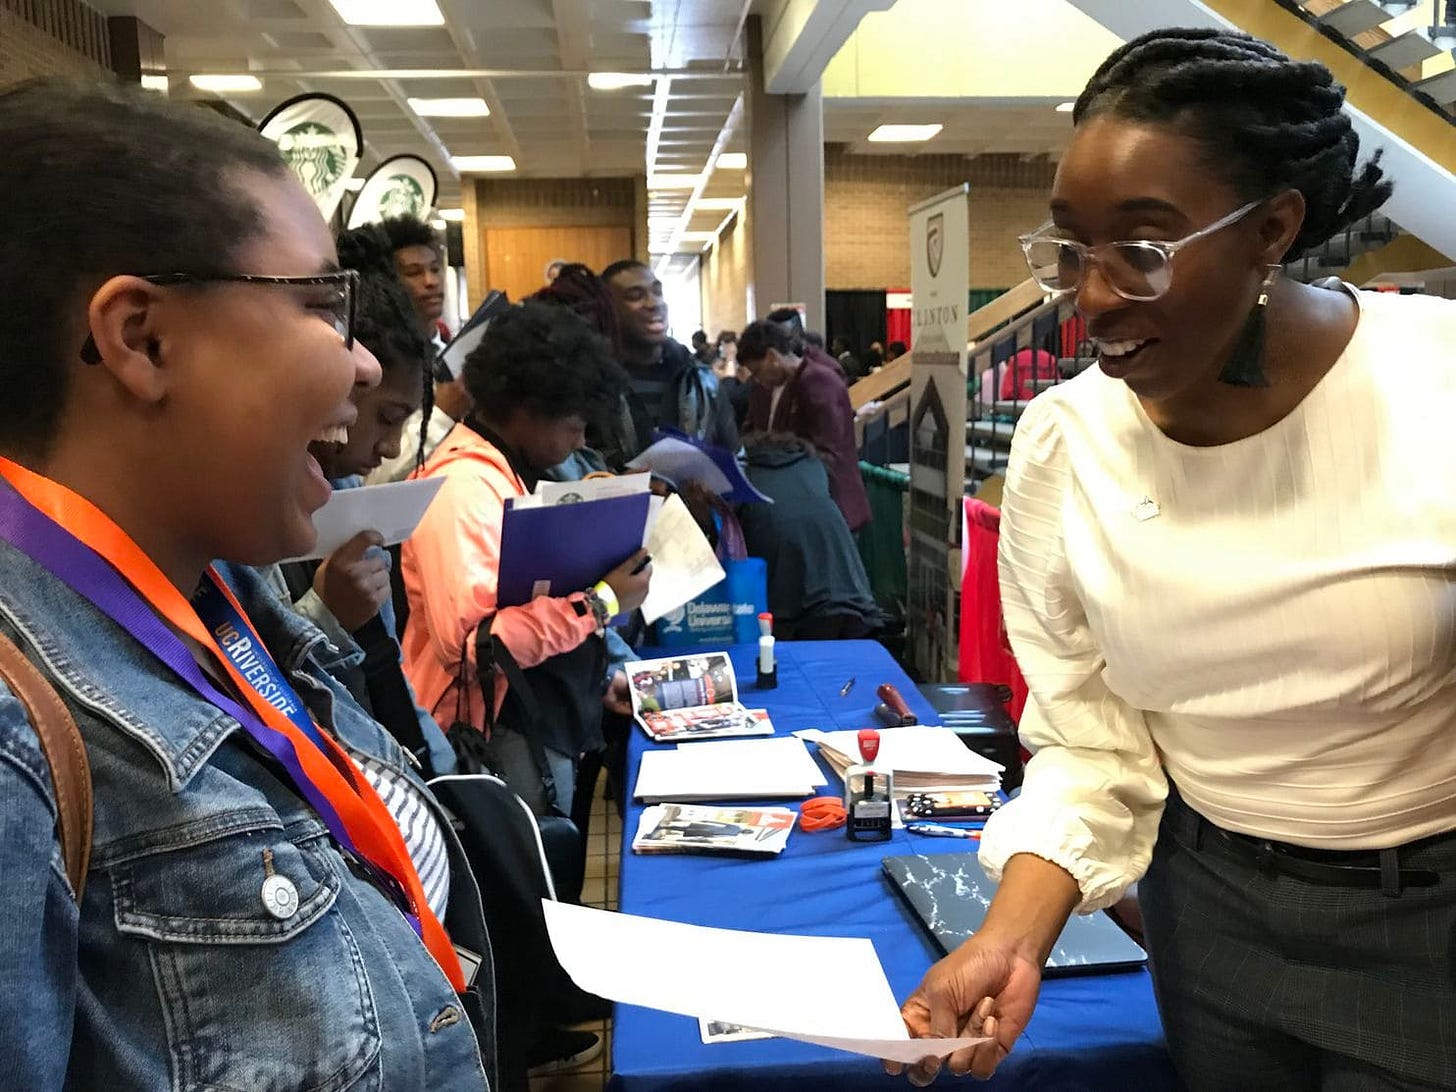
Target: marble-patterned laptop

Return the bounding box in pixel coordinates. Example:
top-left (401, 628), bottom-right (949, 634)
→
top-left (882, 851), bottom-right (1147, 976)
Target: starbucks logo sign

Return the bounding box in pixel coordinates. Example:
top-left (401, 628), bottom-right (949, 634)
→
top-left (378, 174), bottom-right (427, 219)
top-left (277, 122), bottom-right (348, 199)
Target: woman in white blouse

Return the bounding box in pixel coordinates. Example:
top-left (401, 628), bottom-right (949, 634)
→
top-left (890, 28), bottom-right (1456, 1092)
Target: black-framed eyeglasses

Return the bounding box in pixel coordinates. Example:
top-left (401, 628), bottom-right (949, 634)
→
top-left (1018, 200), bottom-right (1261, 302)
top-left (78, 270), bottom-right (359, 365)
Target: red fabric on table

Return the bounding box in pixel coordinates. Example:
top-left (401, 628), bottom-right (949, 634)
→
top-left (958, 497), bottom-right (1029, 731)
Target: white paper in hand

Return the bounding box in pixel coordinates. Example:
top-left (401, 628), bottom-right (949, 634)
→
top-left (287, 478), bottom-right (445, 562)
top-left (541, 900), bottom-right (988, 1063)
top-left (640, 493), bottom-right (725, 623)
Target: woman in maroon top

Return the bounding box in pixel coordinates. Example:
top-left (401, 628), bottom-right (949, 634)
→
top-left (737, 318), bottom-right (871, 532)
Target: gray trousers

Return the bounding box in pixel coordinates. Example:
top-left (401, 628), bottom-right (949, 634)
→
top-left (1140, 785), bottom-right (1456, 1091)
top-left (488, 724), bottom-right (576, 818)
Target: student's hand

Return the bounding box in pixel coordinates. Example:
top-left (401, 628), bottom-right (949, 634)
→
top-left (886, 936), bottom-right (1043, 1085)
top-left (434, 376), bottom-right (473, 421)
top-left (602, 670), bottom-right (632, 715)
top-left (313, 530), bottom-right (390, 632)
top-left (601, 549), bottom-right (652, 614)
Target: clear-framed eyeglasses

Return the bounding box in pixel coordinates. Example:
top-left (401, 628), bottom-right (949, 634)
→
top-left (1018, 200), bottom-right (1262, 302)
top-left (79, 269), bottom-right (359, 365)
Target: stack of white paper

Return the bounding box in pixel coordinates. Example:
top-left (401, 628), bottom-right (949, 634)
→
top-left (633, 737), bottom-right (827, 803)
top-left (542, 900), bottom-right (988, 1063)
top-left (800, 726), bottom-right (1003, 797)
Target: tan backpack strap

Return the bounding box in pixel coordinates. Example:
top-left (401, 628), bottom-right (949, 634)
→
top-left (0, 630), bottom-right (92, 901)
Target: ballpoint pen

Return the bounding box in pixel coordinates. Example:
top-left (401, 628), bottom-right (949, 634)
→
top-left (839, 676), bottom-right (856, 697)
top-left (906, 823), bottom-right (982, 839)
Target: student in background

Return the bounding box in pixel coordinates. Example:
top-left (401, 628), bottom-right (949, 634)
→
top-left (401, 302), bottom-right (652, 818)
top-left (767, 306), bottom-right (846, 381)
top-left (738, 318), bottom-right (871, 533)
top-left (598, 259), bottom-right (737, 467)
top-left (886, 340), bottom-right (907, 362)
top-left (369, 218), bottom-right (471, 482)
top-left (0, 78), bottom-right (490, 1090)
top-left (691, 328), bottom-right (716, 365)
top-left (267, 223), bottom-right (455, 777)
top-left (738, 433), bottom-right (883, 640)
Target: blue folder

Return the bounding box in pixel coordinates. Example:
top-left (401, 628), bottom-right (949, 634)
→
top-left (496, 491), bottom-right (652, 609)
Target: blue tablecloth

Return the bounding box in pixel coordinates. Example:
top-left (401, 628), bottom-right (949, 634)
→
top-left (609, 641), bottom-right (1181, 1091)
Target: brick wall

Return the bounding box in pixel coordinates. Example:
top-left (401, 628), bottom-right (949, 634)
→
top-left (824, 147), bottom-right (1055, 291)
top-left (0, 3), bottom-right (108, 84)
top-left (700, 204), bottom-right (752, 337)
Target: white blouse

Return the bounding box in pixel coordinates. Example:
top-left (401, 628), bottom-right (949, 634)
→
top-left (978, 288), bottom-right (1456, 912)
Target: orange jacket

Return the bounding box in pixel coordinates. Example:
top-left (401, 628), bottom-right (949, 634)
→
top-left (401, 424), bottom-right (597, 734)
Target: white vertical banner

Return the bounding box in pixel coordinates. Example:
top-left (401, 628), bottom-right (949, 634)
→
top-left (907, 184), bottom-right (970, 679)
top-left (258, 93), bottom-right (363, 222)
top-left (346, 154), bottom-right (439, 228)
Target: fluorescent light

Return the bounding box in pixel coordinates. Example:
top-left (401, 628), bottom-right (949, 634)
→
top-left (189, 74), bottom-right (262, 93)
top-left (648, 174), bottom-right (704, 190)
top-left (867, 123), bottom-right (943, 142)
top-left (140, 74), bottom-right (169, 93)
top-left (452, 154), bottom-right (517, 172)
top-left (408, 97), bottom-right (490, 117)
top-left (344, 177), bottom-right (366, 192)
top-left (327, 0), bottom-right (443, 25)
top-left (1055, 101), bottom-right (1075, 113)
top-left (438, 208), bottom-right (466, 221)
top-left (679, 232), bottom-right (718, 243)
top-left (694, 197), bottom-right (744, 211)
top-left (716, 152), bottom-right (747, 169)
top-left (429, 218), bottom-right (447, 230)
top-left (588, 72), bottom-right (654, 90)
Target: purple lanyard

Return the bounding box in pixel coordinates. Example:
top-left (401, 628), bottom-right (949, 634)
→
top-left (0, 479), bottom-right (420, 932)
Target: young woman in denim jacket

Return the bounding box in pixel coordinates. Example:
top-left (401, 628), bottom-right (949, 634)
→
top-left (0, 80), bottom-right (494, 1090)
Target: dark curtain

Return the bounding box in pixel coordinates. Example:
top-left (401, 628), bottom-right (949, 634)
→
top-left (825, 290), bottom-right (887, 360)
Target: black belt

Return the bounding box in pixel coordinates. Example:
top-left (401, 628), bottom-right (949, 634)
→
top-left (1209, 826), bottom-right (1440, 895)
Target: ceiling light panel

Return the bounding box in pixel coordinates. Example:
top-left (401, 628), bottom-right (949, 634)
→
top-left (189, 74), bottom-right (263, 93)
top-left (328, 0), bottom-right (443, 26)
top-left (408, 97), bottom-right (490, 117)
top-left (452, 155), bottom-right (517, 172)
top-left (867, 124), bottom-right (943, 142)
top-left (588, 72), bottom-right (655, 90)
top-left (715, 152), bottom-right (747, 169)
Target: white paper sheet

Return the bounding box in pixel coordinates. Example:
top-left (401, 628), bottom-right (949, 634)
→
top-left (678, 736), bottom-right (829, 787)
top-left (287, 478), bottom-right (445, 562)
top-left (640, 493), bottom-right (727, 623)
top-left (634, 746), bottom-right (816, 803)
top-left (799, 726), bottom-right (1004, 776)
top-left (542, 901), bottom-right (987, 1063)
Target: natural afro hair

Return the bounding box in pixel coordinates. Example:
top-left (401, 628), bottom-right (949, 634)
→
top-left (463, 300), bottom-right (626, 427)
top-left (1074, 27), bottom-right (1392, 259)
top-left (378, 215), bottom-right (441, 255)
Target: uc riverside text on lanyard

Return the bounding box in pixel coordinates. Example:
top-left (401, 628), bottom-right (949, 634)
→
top-left (0, 455), bottom-right (464, 991)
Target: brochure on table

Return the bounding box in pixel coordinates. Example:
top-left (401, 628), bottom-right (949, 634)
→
top-left (626, 651), bottom-right (773, 742)
top-left (632, 803), bottom-right (798, 857)
top-left (632, 737), bottom-right (826, 804)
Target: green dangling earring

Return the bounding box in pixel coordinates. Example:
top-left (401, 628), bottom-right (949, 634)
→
top-left (1218, 265), bottom-right (1279, 388)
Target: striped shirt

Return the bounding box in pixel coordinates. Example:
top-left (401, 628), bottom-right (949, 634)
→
top-left (352, 750), bottom-right (451, 921)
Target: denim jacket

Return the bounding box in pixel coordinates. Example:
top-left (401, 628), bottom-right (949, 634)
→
top-left (0, 542), bottom-right (494, 1091)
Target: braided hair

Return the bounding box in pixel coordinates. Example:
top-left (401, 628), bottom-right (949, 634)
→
top-left (335, 224), bottom-right (435, 468)
top-left (1074, 28), bottom-right (1392, 259)
top-left (530, 262), bottom-right (624, 355)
